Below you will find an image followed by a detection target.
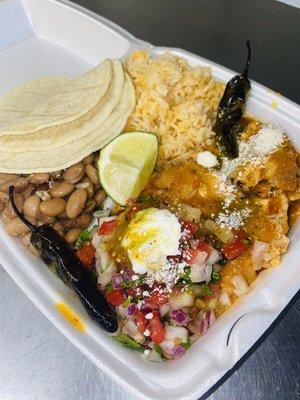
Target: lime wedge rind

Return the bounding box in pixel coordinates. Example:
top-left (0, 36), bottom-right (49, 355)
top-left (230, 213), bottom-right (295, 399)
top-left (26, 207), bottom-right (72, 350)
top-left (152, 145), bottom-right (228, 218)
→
top-left (98, 131), bottom-right (158, 206)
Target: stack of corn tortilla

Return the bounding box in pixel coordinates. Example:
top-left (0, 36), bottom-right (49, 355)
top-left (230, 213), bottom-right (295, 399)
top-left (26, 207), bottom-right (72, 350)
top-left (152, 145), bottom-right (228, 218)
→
top-left (0, 59), bottom-right (135, 173)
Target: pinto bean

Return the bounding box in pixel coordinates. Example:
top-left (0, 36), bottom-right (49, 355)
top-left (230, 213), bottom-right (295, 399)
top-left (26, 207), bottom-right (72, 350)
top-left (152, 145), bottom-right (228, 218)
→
top-left (21, 232), bottom-right (38, 256)
top-left (23, 195), bottom-right (41, 219)
top-left (6, 216), bottom-right (34, 236)
top-left (0, 177), bottom-right (28, 193)
top-left (82, 154), bottom-right (95, 165)
top-left (28, 173), bottom-right (50, 185)
top-left (66, 189), bottom-right (87, 219)
top-left (95, 190), bottom-right (106, 206)
top-left (40, 198), bottom-right (66, 217)
top-left (50, 182), bottom-right (75, 198)
top-left (84, 199), bottom-right (96, 213)
top-left (0, 191), bottom-right (9, 203)
top-left (2, 206), bottom-right (14, 224)
top-left (65, 228), bottom-right (82, 244)
top-left (63, 213), bottom-right (92, 229)
top-left (21, 232), bottom-right (31, 247)
top-left (0, 173), bottom-right (20, 185)
top-left (22, 183), bottom-right (34, 199)
top-left (38, 213), bottom-right (55, 225)
top-left (79, 177), bottom-right (94, 199)
top-left (2, 193), bottom-right (24, 221)
top-left (62, 162), bottom-right (85, 183)
top-left (0, 201), bottom-right (5, 213)
top-left (85, 164), bottom-right (99, 185)
top-left (76, 213), bottom-right (93, 228)
top-left (51, 170), bottom-right (63, 180)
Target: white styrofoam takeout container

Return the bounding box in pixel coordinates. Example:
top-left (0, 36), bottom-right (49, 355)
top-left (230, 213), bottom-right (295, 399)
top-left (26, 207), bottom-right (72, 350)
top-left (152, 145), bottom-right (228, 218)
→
top-left (0, 1), bottom-right (299, 399)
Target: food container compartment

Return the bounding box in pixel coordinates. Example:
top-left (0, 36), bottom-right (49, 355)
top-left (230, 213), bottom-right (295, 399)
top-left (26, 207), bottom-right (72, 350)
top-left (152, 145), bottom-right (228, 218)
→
top-left (0, 1), bottom-right (299, 399)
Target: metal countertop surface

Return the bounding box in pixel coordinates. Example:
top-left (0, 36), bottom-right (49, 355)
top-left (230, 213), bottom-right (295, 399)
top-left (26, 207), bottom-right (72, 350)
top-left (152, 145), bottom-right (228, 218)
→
top-left (0, 1), bottom-right (300, 399)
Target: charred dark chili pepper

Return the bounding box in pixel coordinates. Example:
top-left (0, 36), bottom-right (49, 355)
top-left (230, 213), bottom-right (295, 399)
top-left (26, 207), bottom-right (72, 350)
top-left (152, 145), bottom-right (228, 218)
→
top-left (9, 186), bottom-right (118, 333)
top-left (213, 41), bottom-right (252, 158)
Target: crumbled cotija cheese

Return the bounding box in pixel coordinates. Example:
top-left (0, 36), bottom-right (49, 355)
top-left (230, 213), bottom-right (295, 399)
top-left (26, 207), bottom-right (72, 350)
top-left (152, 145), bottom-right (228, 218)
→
top-left (221, 124), bottom-right (286, 176)
top-left (196, 151), bottom-right (218, 168)
top-left (145, 261), bottom-right (187, 292)
top-left (216, 208), bottom-right (251, 229)
top-left (215, 124), bottom-right (286, 208)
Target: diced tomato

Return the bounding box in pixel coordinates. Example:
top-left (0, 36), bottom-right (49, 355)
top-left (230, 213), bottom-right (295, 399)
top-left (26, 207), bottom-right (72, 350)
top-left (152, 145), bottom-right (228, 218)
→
top-left (149, 317), bottom-right (166, 344)
top-left (204, 283), bottom-right (220, 301)
top-left (181, 220), bottom-right (199, 236)
top-left (147, 286), bottom-right (169, 308)
top-left (75, 243), bottom-right (96, 267)
top-left (106, 289), bottom-right (126, 306)
top-left (183, 242), bottom-right (213, 265)
top-left (98, 219), bottom-right (117, 236)
top-left (222, 239), bottom-right (247, 260)
top-left (135, 310), bottom-right (148, 333)
top-left (197, 242), bottom-right (213, 256)
top-left (234, 229), bottom-right (247, 241)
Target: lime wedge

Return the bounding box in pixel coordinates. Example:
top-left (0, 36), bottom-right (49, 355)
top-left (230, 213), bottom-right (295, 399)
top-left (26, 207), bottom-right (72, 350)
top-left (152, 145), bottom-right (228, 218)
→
top-left (97, 132), bottom-right (158, 206)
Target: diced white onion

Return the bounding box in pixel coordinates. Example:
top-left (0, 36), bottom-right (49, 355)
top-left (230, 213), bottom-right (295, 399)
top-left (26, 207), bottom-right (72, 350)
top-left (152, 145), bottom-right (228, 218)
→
top-left (219, 290), bottom-right (231, 306)
top-left (190, 264), bottom-right (206, 283)
top-left (147, 348), bottom-right (163, 363)
top-left (231, 275), bottom-right (249, 297)
top-left (207, 249), bottom-right (220, 265)
top-left (115, 305), bottom-right (127, 319)
top-left (164, 325), bottom-right (188, 343)
top-left (97, 263), bottom-right (115, 289)
top-left (102, 197), bottom-right (116, 211)
top-left (252, 240), bottom-right (270, 271)
top-left (170, 291), bottom-right (195, 308)
top-left (204, 264), bottom-right (213, 284)
top-left (160, 303), bottom-right (171, 317)
top-left (122, 320), bottom-right (145, 344)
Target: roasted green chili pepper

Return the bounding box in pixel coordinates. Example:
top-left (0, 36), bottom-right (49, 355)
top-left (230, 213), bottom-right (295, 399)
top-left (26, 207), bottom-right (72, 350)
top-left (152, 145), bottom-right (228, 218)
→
top-left (9, 186), bottom-right (118, 333)
top-left (213, 41), bottom-right (251, 158)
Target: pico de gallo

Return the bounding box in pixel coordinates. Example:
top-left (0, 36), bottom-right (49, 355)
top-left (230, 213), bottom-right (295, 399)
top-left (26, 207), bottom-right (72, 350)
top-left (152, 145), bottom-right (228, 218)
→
top-left (74, 192), bottom-right (253, 361)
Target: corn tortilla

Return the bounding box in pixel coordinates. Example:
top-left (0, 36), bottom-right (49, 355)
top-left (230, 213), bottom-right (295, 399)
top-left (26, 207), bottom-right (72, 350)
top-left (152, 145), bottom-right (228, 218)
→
top-left (0, 76), bottom-right (73, 126)
top-left (0, 59), bottom-right (112, 135)
top-left (0, 60), bottom-right (124, 151)
top-left (0, 74), bottom-right (135, 173)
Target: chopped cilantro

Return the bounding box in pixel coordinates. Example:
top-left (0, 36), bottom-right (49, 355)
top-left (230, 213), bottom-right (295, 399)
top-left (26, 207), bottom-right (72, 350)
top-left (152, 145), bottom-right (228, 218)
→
top-left (211, 270), bottom-right (221, 283)
top-left (105, 281), bottom-right (113, 292)
top-left (179, 266), bottom-right (192, 284)
top-left (121, 276), bottom-right (144, 289)
top-left (218, 258), bottom-right (227, 266)
top-left (113, 333), bottom-right (142, 351)
top-left (242, 238), bottom-right (251, 245)
top-left (153, 344), bottom-right (163, 357)
top-left (201, 285), bottom-right (212, 296)
top-left (122, 296), bottom-right (132, 307)
top-left (74, 229), bottom-right (91, 249)
top-left (181, 337), bottom-right (192, 350)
